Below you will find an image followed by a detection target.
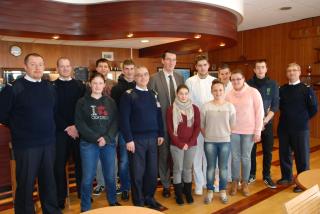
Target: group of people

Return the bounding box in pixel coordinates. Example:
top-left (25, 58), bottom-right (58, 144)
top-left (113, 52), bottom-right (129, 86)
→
top-left (0, 50), bottom-right (318, 214)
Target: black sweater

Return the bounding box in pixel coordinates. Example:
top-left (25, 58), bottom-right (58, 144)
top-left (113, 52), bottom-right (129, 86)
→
top-left (0, 78), bottom-right (56, 150)
top-left (75, 94), bottom-right (118, 144)
top-left (111, 74), bottom-right (135, 107)
top-left (54, 79), bottom-right (85, 131)
top-left (119, 88), bottom-right (164, 142)
top-left (278, 83), bottom-right (318, 132)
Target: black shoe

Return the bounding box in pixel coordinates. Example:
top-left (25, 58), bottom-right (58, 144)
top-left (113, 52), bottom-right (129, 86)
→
top-left (248, 175), bottom-right (256, 184)
top-left (276, 178), bottom-right (293, 185)
top-left (183, 182), bottom-right (194, 204)
top-left (110, 202), bottom-right (122, 206)
top-left (293, 185), bottom-right (303, 193)
top-left (146, 199), bottom-right (164, 211)
top-left (121, 190), bottom-right (129, 201)
top-left (173, 183), bottom-right (184, 205)
top-left (162, 188), bottom-right (171, 198)
top-left (263, 177), bottom-right (277, 189)
top-left (58, 201), bottom-right (65, 209)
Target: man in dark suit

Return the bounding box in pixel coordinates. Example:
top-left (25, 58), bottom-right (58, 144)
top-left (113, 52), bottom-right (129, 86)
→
top-left (148, 50), bottom-right (184, 198)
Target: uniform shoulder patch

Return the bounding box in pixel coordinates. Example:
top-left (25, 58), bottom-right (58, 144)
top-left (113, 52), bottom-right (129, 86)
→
top-left (126, 89), bottom-right (133, 94)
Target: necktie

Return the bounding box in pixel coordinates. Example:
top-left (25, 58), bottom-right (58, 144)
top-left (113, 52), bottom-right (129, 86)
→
top-left (169, 75), bottom-right (175, 105)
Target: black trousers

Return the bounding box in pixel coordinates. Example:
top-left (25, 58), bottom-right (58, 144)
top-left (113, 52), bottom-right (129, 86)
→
top-left (54, 131), bottom-right (82, 204)
top-left (14, 143), bottom-right (61, 214)
top-left (250, 123), bottom-right (274, 179)
top-left (278, 129), bottom-right (310, 180)
top-left (128, 137), bottom-right (158, 206)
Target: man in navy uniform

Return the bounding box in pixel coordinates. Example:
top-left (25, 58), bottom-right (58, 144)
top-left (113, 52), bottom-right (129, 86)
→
top-left (54, 57), bottom-right (86, 208)
top-left (120, 66), bottom-right (165, 210)
top-left (0, 53), bottom-right (61, 214)
top-left (277, 62), bottom-right (318, 192)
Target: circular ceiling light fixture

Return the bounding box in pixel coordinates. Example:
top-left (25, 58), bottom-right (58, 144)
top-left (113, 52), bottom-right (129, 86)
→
top-left (194, 34), bottom-right (202, 39)
top-left (52, 35), bottom-right (60, 40)
top-left (127, 33), bottom-right (134, 38)
top-left (140, 39), bottom-right (150, 43)
top-left (219, 42), bottom-right (226, 47)
top-left (279, 6), bottom-right (292, 10)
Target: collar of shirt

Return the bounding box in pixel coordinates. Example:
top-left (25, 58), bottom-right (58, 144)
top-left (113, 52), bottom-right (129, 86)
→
top-left (136, 85), bottom-right (148, 91)
top-left (59, 77), bottom-right (72, 81)
top-left (289, 80), bottom-right (300, 85)
top-left (163, 70), bottom-right (174, 79)
top-left (25, 74), bottom-right (41, 82)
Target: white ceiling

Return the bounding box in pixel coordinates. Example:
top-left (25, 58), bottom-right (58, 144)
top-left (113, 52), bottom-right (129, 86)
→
top-left (1, 0), bottom-right (320, 48)
top-left (239, 0), bottom-right (320, 30)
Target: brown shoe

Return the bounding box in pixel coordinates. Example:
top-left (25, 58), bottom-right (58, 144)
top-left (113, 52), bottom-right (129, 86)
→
top-left (229, 181), bottom-right (238, 196)
top-left (242, 182), bottom-right (249, 197)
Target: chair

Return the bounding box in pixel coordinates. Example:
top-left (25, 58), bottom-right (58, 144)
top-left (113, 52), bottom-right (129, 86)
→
top-left (284, 184), bottom-right (320, 214)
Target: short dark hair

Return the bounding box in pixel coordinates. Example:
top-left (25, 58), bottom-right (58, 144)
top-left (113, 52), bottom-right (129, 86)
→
top-left (24, 53), bottom-right (43, 65)
top-left (255, 60), bottom-right (267, 67)
top-left (122, 59), bottom-right (135, 67)
top-left (211, 79), bottom-right (224, 89)
top-left (56, 57), bottom-right (70, 67)
top-left (161, 50), bottom-right (176, 59)
top-left (195, 55), bottom-right (208, 64)
top-left (218, 63), bottom-right (230, 71)
top-left (176, 84), bottom-right (189, 93)
top-left (89, 70), bottom-right (105, 83)
top-left (231, 68), bottom-right (245, 78)
top-left (95, 58), bottom-right (110, 67)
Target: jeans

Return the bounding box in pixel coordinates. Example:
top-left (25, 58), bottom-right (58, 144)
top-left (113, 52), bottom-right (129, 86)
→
top-left (118, 132), bottom-right (130, 191)
top-left (80, 140), bottom-right (116, 211)
top-left (204, 142), bottom-right (230, 191)
top-left (230, 134), bottom-right (254, 182)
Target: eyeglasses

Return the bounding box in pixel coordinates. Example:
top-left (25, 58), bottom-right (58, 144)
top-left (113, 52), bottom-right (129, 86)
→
top-left (231, 78), bottom-right (243, 82)
top-left (135, 72), bottom-right (149, 78)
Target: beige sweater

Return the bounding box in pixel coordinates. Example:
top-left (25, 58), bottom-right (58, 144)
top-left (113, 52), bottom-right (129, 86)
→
top-left (201, 101), bottom-right (236, 142)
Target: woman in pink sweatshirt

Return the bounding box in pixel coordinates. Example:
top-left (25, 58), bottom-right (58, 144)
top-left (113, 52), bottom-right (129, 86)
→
top-left (225, 69), bottom-right (264, 197)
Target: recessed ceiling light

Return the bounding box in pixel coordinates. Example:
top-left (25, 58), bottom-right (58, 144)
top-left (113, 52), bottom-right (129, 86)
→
top-left (194, 34), bottom-right (202, 39)
top-left (280, 6), bottom-right (292, 10)
top-left (219, 42), bottom-right (226, 47)
top-left (127, 33), bottom-right (134, 38)
top-left (140, 39), bottom-right (150, 43)
top-left (198, 48), bottom-right (203, 52)
top-left (52, 35), bottom-right (60, 40)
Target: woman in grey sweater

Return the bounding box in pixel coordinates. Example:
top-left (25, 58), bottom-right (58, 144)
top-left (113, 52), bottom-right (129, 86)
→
top-left (201, 80), bottom-right (236, 204)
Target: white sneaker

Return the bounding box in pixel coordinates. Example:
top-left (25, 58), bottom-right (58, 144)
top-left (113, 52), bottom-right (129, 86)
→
top-left (204, 190), bottom-right (213, 204)
top-left (195, 187), bottom-right (203, 195)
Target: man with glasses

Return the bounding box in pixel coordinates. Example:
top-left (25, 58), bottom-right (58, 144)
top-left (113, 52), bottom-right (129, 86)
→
top-left (148, 50), bottom-right (184, 198)
top-left (277, 63), bottom-right (318, 193)
top-left (120, 66), bottom-right (165, 210)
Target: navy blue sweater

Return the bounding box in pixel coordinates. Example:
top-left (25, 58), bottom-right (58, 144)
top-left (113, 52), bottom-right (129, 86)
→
top-left (54, 79), bottom-right (85, 131)
top-left (0, 78), bottom-right (56, 150)
top-left (119, 88), bottom-right (164, 142)
top-left (278, 83), bottom-right (318, 132)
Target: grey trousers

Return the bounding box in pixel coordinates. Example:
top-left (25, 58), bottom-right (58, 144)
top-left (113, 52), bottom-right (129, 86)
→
top-left (158, 133), bottom-right (171, 188)
top-left (170, 145), bottom-right (197, 184)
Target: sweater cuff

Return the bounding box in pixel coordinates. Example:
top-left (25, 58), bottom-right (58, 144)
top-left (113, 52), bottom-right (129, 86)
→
top-left (254, 130), bottom-right (261, 136)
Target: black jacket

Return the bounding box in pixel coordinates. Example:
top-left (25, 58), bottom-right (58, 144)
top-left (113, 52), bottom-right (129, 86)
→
top-left (111, 74), bottom-right (135, 107)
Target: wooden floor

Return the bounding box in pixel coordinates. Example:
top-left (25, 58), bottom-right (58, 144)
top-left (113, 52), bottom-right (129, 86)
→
top-left (2, 138), bottom-right (320, 214)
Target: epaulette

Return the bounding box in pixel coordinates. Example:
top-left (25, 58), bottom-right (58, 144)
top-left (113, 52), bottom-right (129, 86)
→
top-left (150, 89), bottom-right (158, 96)
top-left (126, 89), bottom-right (134, 94)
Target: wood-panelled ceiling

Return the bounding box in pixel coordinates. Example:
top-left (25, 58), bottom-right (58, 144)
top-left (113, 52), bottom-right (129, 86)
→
top-left (0, 0), bottom-right (239, 57)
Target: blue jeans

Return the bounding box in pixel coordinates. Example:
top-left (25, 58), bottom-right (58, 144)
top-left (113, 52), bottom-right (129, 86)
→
top-left (230, 134), bottom-right (254, 182)
top-left (118, 133), bottom-right (130, 191)
top-left (80, 140), bottom-right (116, 211)
top-left (204, 142), bottom-right (230, 191)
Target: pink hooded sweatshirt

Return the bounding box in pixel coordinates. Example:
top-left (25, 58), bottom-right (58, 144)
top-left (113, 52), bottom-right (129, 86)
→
top-left (226, 83), bottom-right (264, 136)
